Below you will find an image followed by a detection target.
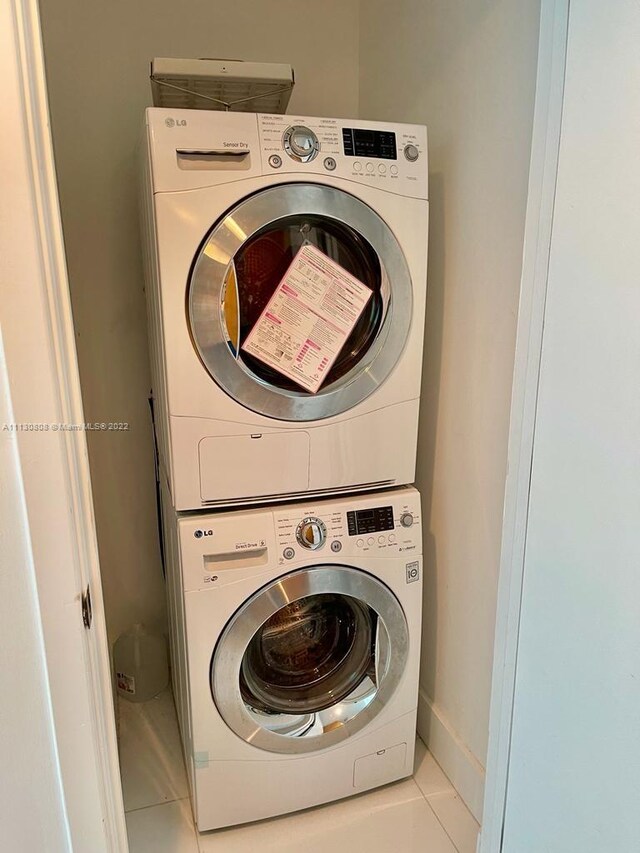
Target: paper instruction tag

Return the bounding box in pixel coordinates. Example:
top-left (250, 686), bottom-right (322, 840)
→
top-left (241, 244), bottom-right (373, 393)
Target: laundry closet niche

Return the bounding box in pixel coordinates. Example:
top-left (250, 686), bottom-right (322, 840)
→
top-left (38, 0), bottom-right (541, 845)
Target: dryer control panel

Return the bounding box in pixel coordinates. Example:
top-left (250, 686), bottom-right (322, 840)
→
top-left (258, 114), bottom-right (428, 200)
top-left (146, 108), bottom-right (427, 199)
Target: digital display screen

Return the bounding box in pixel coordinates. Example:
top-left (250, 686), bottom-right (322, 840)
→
top-left (347, 506), bottom-right (395, 536)
top-left (342, 128), bottom-right (397, 160)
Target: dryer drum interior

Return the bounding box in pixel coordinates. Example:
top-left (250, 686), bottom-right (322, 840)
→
top-left (188, 183), bottom-right (413, 421)
top-left (228, 215), bottom-right (384, 390)
top-left (211, 566), bottom-right (409, 753)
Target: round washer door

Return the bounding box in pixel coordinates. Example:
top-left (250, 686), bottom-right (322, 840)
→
top-left (188, 183), bottom-right (412, 421)
top-left (211, 566), bottom-right (409, 754)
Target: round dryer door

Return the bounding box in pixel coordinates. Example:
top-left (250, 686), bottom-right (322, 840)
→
top-left (188, 183), bottom-right (412, 421)
top-left (211, 566), bottom-right (409, 754)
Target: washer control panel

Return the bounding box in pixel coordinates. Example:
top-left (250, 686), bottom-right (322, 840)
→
top-left (274, 489), bottom-right (421, 566)
top-left (177, 487), bottom-right (421, 590)
top-left (258, 114), bottom-right (427, 200)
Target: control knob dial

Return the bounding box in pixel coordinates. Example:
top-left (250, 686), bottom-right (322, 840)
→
top-left (283, 125), bottom-right (320, 163)
top-left (296, 516), bottom-right (327, 550)
top-left (403, 143), bottom-right (420, 162)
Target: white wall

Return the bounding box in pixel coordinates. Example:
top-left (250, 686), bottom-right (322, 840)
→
top-left (38, 0), bottom-right (360, 644)
top-left (502, 1), bottom-right (640, 849)
top-left (359, 0), bottom-right (541, 817)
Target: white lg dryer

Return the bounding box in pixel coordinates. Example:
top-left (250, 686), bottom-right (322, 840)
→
top-left (141, 108), bottom-right (428, 510)
top-left (161, 484), bottom-right (423, 830)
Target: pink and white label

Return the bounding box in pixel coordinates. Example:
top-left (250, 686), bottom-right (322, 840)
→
top-left (242, 244), bottom-right (373, 393)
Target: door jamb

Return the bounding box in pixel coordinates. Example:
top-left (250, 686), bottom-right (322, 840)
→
top-left (478, 1), bottom-right (570, 850)
top-left (4, 1), bottom-right (128, 849)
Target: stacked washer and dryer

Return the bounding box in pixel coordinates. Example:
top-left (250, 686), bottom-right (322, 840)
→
top-left (140, 108), bottom-right (429, 831)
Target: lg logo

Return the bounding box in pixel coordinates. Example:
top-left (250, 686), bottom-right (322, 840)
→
top-left (165, 117), bottom-right (187, 128)
top-left (194, 529), bottom-right (213, 539)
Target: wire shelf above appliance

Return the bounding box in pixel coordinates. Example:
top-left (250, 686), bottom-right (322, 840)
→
top-left (150, 58), bottom-right (295, 113)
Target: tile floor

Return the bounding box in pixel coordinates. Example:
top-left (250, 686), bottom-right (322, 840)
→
top-left (120, 689), bottom-right (479, 853)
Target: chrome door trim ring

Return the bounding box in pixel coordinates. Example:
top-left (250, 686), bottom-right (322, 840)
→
top-left (188, 183), bottom-right (413, 421)
top-left (211, 565), bottom-right (409, 754)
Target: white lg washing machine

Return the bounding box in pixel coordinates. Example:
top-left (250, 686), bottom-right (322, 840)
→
top-left (141, 108), bottom-right (428, 510)
top-left (161, 485), bottom-right (422, 831)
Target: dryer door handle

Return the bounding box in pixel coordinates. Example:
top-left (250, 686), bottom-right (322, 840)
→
top-left (176, 148), bottom-right (252, 171)
top-left (176, 148), bottom-right (251, 158)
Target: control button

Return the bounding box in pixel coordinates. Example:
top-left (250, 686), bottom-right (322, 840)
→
top-left (404, 144), bottom-right (419, 162)
top-left (400, 512), bottom-right (414, 528)
top-left (388, 533), bottom-right (397, 544)
top-left (283, 125), bottom-right (320, 163)
top-left (283, 547), bottom-right (295, 560)
top-left (353, 161), bottom-right (362, 172)
top-left (367, 536), bottom-right (375, 546)
top-left (390, 165), bottom-right (399, 176)
top-left (268, 154), bottom-right (282, 168)
top-left (378, 535), bottom-right (386, 544)
top-left (366, 163), bottom-right (374, 173)
top-left (357, 538), bottom-right (364, 548)
top-left (323, 156), bottom-right (337, 171)
top-left (378, 164), bottom-right (387, 174)
top-left (331, 540), bottom-right (342, 553)
top-left (296, 517), bottom-right (327, 550)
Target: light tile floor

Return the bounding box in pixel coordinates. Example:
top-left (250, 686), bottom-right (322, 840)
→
top-left (121, 689), bottom-right (479, 853)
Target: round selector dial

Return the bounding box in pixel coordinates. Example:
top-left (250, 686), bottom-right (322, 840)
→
top-left (403, 143), bottom-right (420, 162)
top-left (400, 512), bottom-right (414, 528)
top-left (296, 516), bottom-right (327, 550)
top-left (283, 125), bottom-right (320, 163)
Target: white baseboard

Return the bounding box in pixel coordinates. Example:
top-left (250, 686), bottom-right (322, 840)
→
top-left (417, 686), bottom-right (486, 822)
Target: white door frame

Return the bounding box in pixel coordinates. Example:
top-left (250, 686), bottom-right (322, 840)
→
top-left (1, 1), bottom-right (127, 849)
top-left (478, 1), bottom-right (570, 850)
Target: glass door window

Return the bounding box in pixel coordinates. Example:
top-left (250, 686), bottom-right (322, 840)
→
top-left (188, 184), bottom-right (412, 421)
top-left (228, 215), bottom-right (384, 391)
top-left (211, 566), bottom-right (408, 753)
